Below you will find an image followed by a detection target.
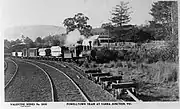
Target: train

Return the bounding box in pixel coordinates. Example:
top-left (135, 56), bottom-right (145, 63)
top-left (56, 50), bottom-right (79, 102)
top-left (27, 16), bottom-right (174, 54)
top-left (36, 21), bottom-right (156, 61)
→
top-left (11, 43), bottom-right (87, 61)
top-left (11, 34), bottom-right (137, 61)
top-left (11, 35), bottom-right (100, 61)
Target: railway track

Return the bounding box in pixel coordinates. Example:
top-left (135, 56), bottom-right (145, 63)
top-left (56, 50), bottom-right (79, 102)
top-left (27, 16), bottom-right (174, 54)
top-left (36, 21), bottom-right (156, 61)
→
top-left (63, 62), bottom-right (86, 76)
top-left (23, 59), bottom-right (90, 102)
top-left (23, 61), bottom-right (55, 102)
top-left (37, 60), bottom-right (117, 101)
top-left (5, 59), bottom-right (53, 102)
top-left (4, 60), bottom-right (8, 71)
top-left (4, 58), bottom-right (19, 89)
top-left (7, 57), bottom-right (140, 102)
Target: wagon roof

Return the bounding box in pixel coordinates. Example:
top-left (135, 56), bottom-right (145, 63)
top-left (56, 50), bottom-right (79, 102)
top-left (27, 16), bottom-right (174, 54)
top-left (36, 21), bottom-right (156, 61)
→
top-left (38, 48), bottom-right (47, 52)
top-left (29, 48), bottom-right (38, 50)
top-left (51, 46), bottom-right (61, 51)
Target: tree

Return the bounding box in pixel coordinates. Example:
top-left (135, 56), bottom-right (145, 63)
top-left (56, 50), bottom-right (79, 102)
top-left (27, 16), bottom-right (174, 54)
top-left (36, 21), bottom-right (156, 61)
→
top-left (43, 35), bottom-right (53, 47)
top-left (150, 1), bottom-right (178, 40)
top-left (22, 37), bottom-right (35, 48)
top-left (52, 35), bottom-right (60, 46)
top-left (101, 22), bottom-right (114, 30)
top-left (101, 22), bottom-right (114, 43)
top-left (150, 1), bottom-right (172, 24)
top-left (24, 37), bottom-right (33, 44)
top-left (63, 13), bottom-right (92, 37)
top-left (110, 1), bottom-right (132, 27)
top-left (52, 40), bottom-right (60, 46)
top-left (135, 29), bottom-right (153, 43)
top-left (35, 37), bottom-right (43, 47)
top-left (4, 39), bottom-right (11, 49)
top-left (63, 18), bottom-right (76, 33)
top-left (15, 39), bottom-right (22, 44)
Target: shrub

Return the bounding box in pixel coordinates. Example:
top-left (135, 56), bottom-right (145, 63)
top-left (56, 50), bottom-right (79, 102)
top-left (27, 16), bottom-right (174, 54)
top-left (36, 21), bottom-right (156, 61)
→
top-left (82, 61), bottom-right (90, 68)
top-left (93, 47), bottom-right (118, 63)
top-left (129, 41), bottom-right (179, 63)
top-left (159, 41), bottom-right (178, 62)
top-left (139, 61), bottom-right (178, 84)
top-left (115, 60), bottom-right (123, 68)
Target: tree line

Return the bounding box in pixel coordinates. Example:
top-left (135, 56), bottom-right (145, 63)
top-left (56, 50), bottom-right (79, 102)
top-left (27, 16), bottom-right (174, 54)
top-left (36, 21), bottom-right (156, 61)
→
top-left (63, 1), bottom-right (177, 43)
top-left (4, 34), bottom-right (66, 53)
top-left (100, 1), bottom-right (178, 43)
top-left (4, 1), bottom-right (178, 52)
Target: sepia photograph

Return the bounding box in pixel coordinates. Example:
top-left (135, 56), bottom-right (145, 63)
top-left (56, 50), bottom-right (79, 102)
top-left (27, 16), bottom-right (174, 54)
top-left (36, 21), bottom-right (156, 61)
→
top-left (2, 0), bottom-right (179, 108)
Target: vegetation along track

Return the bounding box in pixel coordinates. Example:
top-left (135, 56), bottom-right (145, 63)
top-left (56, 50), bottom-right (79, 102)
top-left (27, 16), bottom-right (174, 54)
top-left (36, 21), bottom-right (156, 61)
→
top-left (5, 58), bottom-right (52, 102)
top-left (23, 58), bottom-right (89, 102)
top-left (36, 60), bottom-right (117, 101)
top-left (4, 58), bottom-right (19, 88)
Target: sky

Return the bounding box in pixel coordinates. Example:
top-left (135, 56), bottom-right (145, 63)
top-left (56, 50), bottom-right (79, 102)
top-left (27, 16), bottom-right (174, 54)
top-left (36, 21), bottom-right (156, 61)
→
top-left (1, 0), bottom-right (155, 31)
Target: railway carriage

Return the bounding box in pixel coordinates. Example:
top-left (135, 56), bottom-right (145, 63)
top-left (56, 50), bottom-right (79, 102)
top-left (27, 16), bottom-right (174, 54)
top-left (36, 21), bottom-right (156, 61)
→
top-left (22, 48), bottom-right (28, 58)
top-left (28, 48), bottom-right (39, 59)
top-left (38, 48), bottom-right (51, 56)
top-left (50, 46), bottom-right (61, 57)
top-left (45, 48), bottom-right (51, 56)
top-left (17, 52), bottom-right (23, 57)
top-left (38, 48), bottom-right (46, 57)
top-left (12, 52), bottom-right (16, 57)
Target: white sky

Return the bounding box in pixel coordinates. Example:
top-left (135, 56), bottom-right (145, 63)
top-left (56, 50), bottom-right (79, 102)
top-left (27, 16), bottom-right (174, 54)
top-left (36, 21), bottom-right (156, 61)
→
top-left (1, 0), bottom-right (155, 31)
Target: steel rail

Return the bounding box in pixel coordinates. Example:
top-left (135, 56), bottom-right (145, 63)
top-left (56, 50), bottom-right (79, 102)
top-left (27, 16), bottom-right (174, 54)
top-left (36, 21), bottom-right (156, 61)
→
top-left (4, 59), bottom-right (19, 89)
top-left (22, 61), bottom-right (55, 102)
top-left (29, 59), bottom-right (90, 102)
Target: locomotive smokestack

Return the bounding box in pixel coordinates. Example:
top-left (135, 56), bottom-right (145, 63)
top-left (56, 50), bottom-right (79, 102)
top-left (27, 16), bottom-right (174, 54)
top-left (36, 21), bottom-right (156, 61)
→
top-left (89, 41), bottom-right (92, 50)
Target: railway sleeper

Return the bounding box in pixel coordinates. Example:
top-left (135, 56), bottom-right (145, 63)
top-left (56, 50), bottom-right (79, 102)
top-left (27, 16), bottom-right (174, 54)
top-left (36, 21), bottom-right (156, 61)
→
top-left (110, 82), bottom-right (138, 100)
top-left (91, 73), bottom-right (111, 84)
top-left (84, 68), bottom-right (101, 73)
top-left (100, 76), bottom-right (122, 83)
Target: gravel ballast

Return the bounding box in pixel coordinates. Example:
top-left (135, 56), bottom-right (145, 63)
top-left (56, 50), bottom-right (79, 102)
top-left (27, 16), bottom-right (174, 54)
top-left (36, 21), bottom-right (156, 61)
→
top-left (37, 60), bottom-right (117, 101)
top-left (23, 59), bottom-right (86, 102)
top-left (4, 59), bottom-right (17, 86)
top-left (5, 59), bottom-right (52, 102)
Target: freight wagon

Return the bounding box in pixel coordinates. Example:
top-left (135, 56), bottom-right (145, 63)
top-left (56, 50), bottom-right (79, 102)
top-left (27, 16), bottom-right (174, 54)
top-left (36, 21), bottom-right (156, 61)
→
top-left (12, 52), bottom-right (16, 57)
top-left (17, 52), bottom-right (23, 57)
top-left (28, 48), bottom-right (39, 58)
top-left (50, 46), bottom-right (61, 57)
top-left (38, 48), bottom-right (46, 57)
top-left (22, 48), bottom-right (28, 58)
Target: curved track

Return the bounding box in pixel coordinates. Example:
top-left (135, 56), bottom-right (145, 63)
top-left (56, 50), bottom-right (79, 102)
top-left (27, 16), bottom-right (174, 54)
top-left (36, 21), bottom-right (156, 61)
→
top-left (63, 62), bottom-right (86, 77)
top-left (4, 58), bottom-right (19, 89)
top-left (25, 59), bottom-right (90, 102)
top-left (24, 61), bottom-right (55, 102)
top-left (37, 60), bottom-right (117, 101)
top-left (5, 59), bottom-right (53, 102)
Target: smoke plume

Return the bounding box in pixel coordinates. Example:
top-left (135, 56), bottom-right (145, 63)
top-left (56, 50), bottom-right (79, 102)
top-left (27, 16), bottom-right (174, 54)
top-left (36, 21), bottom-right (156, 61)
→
top-left (64, 29), bottom-right (85, 47)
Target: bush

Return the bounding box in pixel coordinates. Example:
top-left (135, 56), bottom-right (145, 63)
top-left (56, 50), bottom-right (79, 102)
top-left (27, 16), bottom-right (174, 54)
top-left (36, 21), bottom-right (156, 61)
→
top-left (115, 60), bottom-right (123, 68)
top-left (160, 41), bottom-right (178, 62)
top-left (93, 47), bottom-right (118, 63)
top-left (90, 41), bottom-right (178, 63)
top-left (140, 61), bottom-right (178, 84)
top-left (127, 41), bottom-right (179, 63)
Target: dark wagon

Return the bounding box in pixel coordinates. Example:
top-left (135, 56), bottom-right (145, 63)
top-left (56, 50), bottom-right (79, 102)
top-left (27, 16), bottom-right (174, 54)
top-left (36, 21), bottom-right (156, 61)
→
top-left (22, 48), bottom-right (28, 58)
